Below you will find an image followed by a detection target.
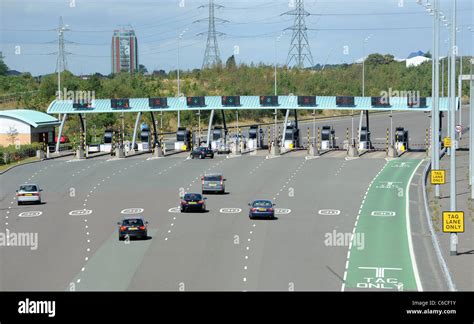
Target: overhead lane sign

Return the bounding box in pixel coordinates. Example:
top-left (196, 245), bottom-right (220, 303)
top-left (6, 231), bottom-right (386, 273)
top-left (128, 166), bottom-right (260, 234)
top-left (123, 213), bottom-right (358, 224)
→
top-left (47, 95), bottom-right (458, 114)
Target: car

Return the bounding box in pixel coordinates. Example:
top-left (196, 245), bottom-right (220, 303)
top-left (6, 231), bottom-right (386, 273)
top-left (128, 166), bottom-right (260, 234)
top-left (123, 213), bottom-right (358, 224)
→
top-left (117, 216), bottom-right (148, 241)
top-left (190, 146), bottom-right (214, 159)
top-left (16, 184), bottom-right (42, 205)
top-left (180, 193), bottom-right (207, 212)
top-left (248, 200), bottom-right (275, 219)
top-left (202, 173), bottom-right (226, 194)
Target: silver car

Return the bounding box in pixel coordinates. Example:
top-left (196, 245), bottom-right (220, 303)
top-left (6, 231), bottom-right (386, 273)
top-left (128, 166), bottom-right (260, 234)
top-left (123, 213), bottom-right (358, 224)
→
top-left (16, 184), bottom-right (42, 205)
top-left (201, 174), bottom-right (226, 194)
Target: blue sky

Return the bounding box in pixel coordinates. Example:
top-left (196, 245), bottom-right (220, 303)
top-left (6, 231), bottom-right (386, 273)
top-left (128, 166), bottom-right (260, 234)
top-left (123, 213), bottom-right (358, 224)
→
top-left (0, 0), bottom-right (472, 75)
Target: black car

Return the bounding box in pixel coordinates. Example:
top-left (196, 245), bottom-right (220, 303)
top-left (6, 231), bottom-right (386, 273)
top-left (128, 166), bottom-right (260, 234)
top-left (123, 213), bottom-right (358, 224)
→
top-left (181, 193), bottom-right (207, 212)
top-left (248, 200), bottom-right (275, 219)
top-left (190, 147), bottom-right (214, 159)
top-left (117, 216), bottom-right (148, 240)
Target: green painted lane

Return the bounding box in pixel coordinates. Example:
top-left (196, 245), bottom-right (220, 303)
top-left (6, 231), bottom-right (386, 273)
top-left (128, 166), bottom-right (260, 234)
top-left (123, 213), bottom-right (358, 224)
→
top-left (343, 159), bottom-right (423, 291)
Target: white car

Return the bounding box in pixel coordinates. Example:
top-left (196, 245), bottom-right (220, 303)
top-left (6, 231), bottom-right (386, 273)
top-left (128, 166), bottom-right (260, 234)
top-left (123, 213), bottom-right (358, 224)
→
top-left (16, 184), bottom-right (42, 205)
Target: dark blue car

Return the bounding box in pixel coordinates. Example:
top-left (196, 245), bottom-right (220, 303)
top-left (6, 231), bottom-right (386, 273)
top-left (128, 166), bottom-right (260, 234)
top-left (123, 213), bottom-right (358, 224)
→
top-left (181, 193), bottom-right (207, 212)
top-left (248, 200), bottom-right (275, 219)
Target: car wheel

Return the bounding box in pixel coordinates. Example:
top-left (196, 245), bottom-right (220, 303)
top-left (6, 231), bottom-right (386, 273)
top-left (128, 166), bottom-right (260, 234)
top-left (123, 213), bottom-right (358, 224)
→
top-left (118, 235), bottom-right (124, 241)
top-left (38, 199), bottom-right (42, 204)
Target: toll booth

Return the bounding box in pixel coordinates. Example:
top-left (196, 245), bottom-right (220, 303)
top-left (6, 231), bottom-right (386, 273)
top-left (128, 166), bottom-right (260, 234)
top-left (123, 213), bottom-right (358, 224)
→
top-left (395, 127), bottom-right (409, 151)
top-left (321, 126), bottom-right (336, 150)
top-left (175, 127), bottom-right (191, 151)
top-left (138, 123), bottom-right (151, 151)
top-left (283, 122), bottom-right (300, 149)
top-left (359, 126), bottom-right (371, 150)
top-left (211, 126), bottom-right (225, 151)
top-left (248, 125), bottom-right (259, 150)
top-left (100, 129), bottom-right (114, 153)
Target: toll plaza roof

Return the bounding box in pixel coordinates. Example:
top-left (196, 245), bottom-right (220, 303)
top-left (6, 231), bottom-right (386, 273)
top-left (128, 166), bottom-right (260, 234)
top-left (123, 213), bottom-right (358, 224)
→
top-left (0, 109), bottom-right (60, 128)
top-left (47, 96), bottom-right (457, 114)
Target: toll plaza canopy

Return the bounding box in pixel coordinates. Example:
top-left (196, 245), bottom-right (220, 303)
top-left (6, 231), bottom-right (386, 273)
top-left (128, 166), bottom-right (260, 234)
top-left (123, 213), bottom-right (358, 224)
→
top-left (47, 95), bottom-right (457, 114)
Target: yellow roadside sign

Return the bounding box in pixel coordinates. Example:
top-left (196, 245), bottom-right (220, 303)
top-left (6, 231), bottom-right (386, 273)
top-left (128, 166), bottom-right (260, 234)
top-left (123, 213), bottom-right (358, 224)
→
top-left (442, 211), bottom-right (464, 233)
top-left (443, 137), bottom-right (452, 148)
top-left (431, 170), bottom-right (446, 185)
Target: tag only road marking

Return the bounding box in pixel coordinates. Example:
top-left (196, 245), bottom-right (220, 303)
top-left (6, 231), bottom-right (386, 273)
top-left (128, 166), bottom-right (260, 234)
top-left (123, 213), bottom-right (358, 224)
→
top-left (318, 209), bottom-right (341, 216)
top-left (370, 211), bottom-right (396, 217)
top-left (275, 208), bottom-right (291, 215)
top-left (18, 211), bottom-right (42, 218)
top-left (69, 209), bottom-right (93, 216)
top-left (121, 208), bottom-right (144, 214)
top-left (219, 208), bottom-right (242, 214)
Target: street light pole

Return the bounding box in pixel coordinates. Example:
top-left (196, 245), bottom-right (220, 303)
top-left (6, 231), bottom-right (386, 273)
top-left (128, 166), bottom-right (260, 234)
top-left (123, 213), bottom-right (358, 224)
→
top-left (434, 0), bottom-right (441, 198)
top-left (273, 32), bottom-right (284, 145)
top-left (449, 0), bottom-right (457, 256)
top-left (470, 58), bottom-right (473, 197)
top-left (177, 29), bottom-right (188, 128)
top-left (470, 57), bottom-right (473, 198)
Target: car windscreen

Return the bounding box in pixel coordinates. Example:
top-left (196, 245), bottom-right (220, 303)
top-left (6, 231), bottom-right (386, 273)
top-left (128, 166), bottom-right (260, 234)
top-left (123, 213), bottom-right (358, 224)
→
top-left (204, 176), bottom-right (221, 181)
top-left (253, 201), bottom-right (272, 207)
top-left (184, 194), bottom-right (202, 200)
top-left (20, 185), bottom-right (37, 192)
top-left (122, 219), bottom-right (144, 226)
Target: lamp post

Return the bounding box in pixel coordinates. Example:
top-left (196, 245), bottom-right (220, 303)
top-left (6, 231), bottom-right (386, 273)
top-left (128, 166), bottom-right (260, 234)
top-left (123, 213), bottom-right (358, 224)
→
top-left (177, 28), bottom-right (188, 128)
top-left (448, 0), bottom-right (457, 256)
top-left (274, 32), bottom-right (285, 145)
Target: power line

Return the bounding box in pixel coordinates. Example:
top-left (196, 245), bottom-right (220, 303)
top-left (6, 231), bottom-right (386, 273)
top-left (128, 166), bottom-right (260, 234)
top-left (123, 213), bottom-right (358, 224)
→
top-left (56, 17), bottom-right (69, 73)
top-left (195, 0), bottom-right (227, 69)
top-left (283, 0), bottom-right (314, 68)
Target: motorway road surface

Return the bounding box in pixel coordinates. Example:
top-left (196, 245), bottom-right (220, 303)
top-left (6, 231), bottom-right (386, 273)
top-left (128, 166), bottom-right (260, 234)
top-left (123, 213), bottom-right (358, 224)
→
top-left (0, 110), bottom-right (461, 291)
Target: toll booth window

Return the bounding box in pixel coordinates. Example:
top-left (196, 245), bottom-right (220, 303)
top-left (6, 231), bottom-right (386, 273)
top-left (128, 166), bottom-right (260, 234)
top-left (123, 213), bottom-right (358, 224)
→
top-left (285, 130), bottom-right (293, 140)
top-left (104, 133), bottom-right (112, 144)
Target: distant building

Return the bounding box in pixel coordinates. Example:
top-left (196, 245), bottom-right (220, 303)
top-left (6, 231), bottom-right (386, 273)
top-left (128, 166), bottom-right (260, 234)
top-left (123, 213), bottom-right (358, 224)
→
top-left (111, 28), bottom-right (138, 74)
top-left (406, 51), bottom-right (431, 67)
top-left (0, 109), bottom-right (60, 147)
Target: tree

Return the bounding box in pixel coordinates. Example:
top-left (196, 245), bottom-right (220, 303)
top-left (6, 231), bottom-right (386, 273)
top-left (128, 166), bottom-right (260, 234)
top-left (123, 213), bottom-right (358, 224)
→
top-left (138, 64), bottom-right (148, 74)
top-left (226, 55), bottom-right (237, 70)
top-left (0, 54), bottom-right (8, 76)
top-left (7, 126), bottom-right (19, 145)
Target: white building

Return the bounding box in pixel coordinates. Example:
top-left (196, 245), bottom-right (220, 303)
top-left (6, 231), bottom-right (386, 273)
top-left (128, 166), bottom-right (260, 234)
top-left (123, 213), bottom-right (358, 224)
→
top-left (0, 109), bottom-right (60, 147)
top-left (406, 51), bottom-right (431, 67)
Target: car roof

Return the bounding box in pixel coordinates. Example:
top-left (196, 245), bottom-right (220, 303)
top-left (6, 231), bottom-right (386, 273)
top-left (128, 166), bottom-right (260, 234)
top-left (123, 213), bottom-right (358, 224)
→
top-left (252, 200), bottom-right (272, 203)
top-left (204, 173), bottom-right (222, 176)
top-left (184, 192), bottom-right (201, 196)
